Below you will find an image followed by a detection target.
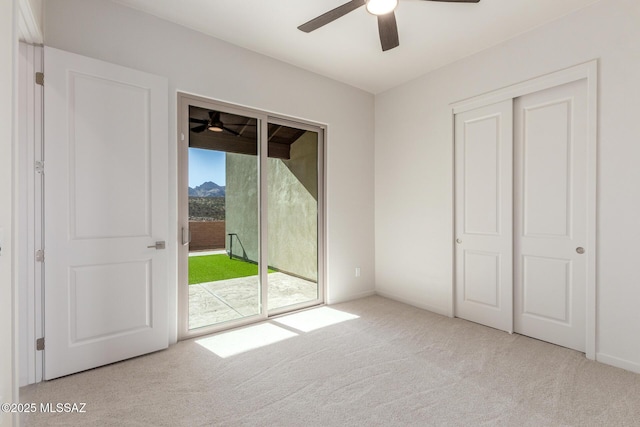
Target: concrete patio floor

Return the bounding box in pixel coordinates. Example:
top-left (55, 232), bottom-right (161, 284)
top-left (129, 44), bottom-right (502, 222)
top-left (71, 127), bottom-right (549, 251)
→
top-left (189, 272), bottom-right (318, 330)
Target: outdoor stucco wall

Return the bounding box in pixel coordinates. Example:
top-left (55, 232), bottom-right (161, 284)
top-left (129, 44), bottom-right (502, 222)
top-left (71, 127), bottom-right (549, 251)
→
top-left (268, 132), bottom-right (318, 281)
top-left (225, 132), bottom-right (318, 281)
top-left (225, 152), bottom-right (259, 261)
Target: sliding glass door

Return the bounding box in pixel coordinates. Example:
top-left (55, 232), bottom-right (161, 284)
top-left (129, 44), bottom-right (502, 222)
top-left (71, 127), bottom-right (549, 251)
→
top-left (178, 95), bottom-right (324, 338)
top-left (186, 106), bottom-right (261, 330)
top-left (267, 120), bottom-right (321, 313)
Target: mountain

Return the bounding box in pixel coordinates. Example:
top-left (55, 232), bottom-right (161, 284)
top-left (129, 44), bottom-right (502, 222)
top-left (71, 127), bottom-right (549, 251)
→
top-left (189, 181), bottom-right (226, 197)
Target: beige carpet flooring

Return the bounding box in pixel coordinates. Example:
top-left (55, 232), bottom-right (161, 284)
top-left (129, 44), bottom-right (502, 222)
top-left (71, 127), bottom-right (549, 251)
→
top-left (20, 296), bottom-right (640, 426)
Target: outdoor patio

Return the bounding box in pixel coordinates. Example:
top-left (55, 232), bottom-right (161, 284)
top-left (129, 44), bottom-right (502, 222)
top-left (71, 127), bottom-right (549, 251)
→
top-left (189, 272), bottom-right (318, 329)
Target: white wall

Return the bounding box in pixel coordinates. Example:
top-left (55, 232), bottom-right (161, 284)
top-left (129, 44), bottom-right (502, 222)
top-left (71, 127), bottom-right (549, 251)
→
top-left (375, 0), bottom-right (640, 372)
top-left (43, 0), bottom-right (376, 343)
top-left (18, 0), bottom-right (43, 44)
top-left (27, 0), bottom-right (42, 30)
top-left (1, 0), bottom-right (18, 424)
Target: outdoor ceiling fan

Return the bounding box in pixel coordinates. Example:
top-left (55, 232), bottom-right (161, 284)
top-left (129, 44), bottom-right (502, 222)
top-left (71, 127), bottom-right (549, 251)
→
top-left (298, 0), bottom-right (480, 52)
top-left (190, 111), bottom-right (245, 136)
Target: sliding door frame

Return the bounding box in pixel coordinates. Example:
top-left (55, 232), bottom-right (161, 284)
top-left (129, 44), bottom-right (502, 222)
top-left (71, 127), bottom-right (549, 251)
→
top-left (177, 93), bottom-right (326, 340)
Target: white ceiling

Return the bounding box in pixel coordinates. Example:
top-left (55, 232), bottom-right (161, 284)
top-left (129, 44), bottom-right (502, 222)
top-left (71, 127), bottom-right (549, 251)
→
top-left (111, 0), bottom-right (601, 94)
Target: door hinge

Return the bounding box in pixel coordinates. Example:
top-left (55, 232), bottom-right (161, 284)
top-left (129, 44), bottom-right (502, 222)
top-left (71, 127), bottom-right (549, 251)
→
top-left (35, 72), bottom-right (44, 86)
top-left (35, 161), bottom-right (44, 174)
top-left (181, 133), bottom-right (185, 141)
top-left (35, 249), bottom-right (44, 262)
top-left (36, 337), bottom-right (45, 351)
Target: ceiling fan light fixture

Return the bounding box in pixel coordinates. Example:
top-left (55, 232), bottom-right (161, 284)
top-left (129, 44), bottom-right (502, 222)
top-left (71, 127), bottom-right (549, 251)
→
top-left (207, 111), bottom-right (224, 132)
top-left (365, 0), bottom-right (398, 16)
top-left (207, 115), bottom-right (224, 132)
top-left (207, 123), bottom-right (224, 132)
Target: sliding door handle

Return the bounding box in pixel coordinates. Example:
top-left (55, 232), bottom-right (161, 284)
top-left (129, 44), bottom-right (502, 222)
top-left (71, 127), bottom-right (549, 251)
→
top-left (182, 227), bottom-right (191, 246)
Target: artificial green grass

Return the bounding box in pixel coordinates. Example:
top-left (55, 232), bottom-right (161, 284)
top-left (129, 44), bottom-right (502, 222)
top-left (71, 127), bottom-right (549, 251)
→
top-left (189, 254), bottom-right (274, 285)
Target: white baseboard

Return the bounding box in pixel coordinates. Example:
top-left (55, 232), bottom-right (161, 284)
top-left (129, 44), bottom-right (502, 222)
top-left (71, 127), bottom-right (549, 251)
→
top-left (327, 289), bottom-right (376, 305)
top-left (374, 290), bottom-right (452, 317)
top-left (596, 353), bottom-right (640, 374)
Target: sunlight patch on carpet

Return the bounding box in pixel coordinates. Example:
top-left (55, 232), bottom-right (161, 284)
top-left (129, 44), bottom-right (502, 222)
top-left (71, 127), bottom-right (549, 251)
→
top-left (273, 307), bottom-right (359, 332)
top-left (196, 323), bottom-right (298, 358)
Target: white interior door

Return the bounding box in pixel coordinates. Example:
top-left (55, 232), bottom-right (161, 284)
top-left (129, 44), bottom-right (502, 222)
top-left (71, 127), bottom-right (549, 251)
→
top-left (455, 100), bottom-right (513, 333)
top-left (44, 47), bottom-right (169, 379)
top-left (513, 79), bottom-right (588, 352)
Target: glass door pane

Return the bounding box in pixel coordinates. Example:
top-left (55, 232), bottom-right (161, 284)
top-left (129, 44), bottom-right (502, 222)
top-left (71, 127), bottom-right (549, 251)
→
top-left (187, 106), bottom-right (261, 330)
top-left (267, 123), bottom-right (320, 311)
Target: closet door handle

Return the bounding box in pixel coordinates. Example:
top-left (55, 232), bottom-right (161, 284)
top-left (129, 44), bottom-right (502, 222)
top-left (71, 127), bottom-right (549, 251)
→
top-left (576, 247), bottom-right (585, 254)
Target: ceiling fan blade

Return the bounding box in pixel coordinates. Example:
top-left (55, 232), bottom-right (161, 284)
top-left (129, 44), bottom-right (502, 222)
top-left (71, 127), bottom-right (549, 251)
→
top-left (378, 12), bottom-right (399, 52)
top-left (189, 118), bottom-right (208, 124)
top-left (298, 0), bottom-right (366, 33)
top-left (191, 124), bottom-right (207, 133)
top-left (222, 125), bottom-right (240, 136)
top-left (422, 0), bottom-right (480, 3)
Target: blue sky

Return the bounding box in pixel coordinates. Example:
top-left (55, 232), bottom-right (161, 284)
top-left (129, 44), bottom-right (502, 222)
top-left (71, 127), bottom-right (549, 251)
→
top-left (189, 148), bottom-right (226, 188)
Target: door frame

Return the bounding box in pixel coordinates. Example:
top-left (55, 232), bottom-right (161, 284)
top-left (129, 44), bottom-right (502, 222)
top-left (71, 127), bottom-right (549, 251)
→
top-left (17, 42), bottom-right (44, 385)
top-left (450, 60), bottom-right (598, 360)
top-left (177, 92), bottom-right (326, 340)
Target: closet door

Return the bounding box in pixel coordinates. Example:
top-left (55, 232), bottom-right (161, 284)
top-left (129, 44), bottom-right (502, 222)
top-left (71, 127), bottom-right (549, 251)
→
top-left (513, 79), bottom-right (588, 352)
top-left (454, 100), bottom-right (513, 333)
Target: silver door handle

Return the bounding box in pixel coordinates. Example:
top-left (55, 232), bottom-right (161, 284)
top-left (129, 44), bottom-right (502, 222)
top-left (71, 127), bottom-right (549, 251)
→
top-left (182, 227), bottom-right (191, 246)
top-left (576, 247), bottom-right (585, 254)
top-left (456, 238), bottom-right (462, 244)
top-left (148, 241), bottom-right (166, 250)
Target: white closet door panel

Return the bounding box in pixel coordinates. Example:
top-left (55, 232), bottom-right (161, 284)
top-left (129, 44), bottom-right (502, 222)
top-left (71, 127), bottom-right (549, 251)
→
top-left (463, 117), bottom-right (500, 235)
top-left (522, 256), bottom-right (570, 322)
top-left (522, 101), bottom-right (571, 237)
top-left (514, 79), bottom-right (588, 352)
top-left (455, 100), bottom-right (513, 333)
top-left (462, 251), bottom-right (500, 307)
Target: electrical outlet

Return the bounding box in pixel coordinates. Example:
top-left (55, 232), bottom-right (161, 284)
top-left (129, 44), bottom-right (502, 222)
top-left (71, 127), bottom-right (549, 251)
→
top-left (355, 267), bottom-right (361, 277)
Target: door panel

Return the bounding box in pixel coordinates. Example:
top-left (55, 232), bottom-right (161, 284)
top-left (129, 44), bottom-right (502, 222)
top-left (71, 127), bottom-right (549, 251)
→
top-left (267, 123), bottom-right (321, 313)
top-left (185, 105), bottom-right (263, 332)
top-left (455, 100), bottom-right (513, 333)
top-left (522, 256), bottom-right (571, 323)
top-left (514, 79), bottom-right (588, 352)
top-left (463, 251), bottom-right (500, 307)
top-left (462, 117), bottom-right (501, 236)
top-left (70, 72), bottom-right (151, 238)
top-left (44, 47), bottom-right (169, 379)
top-left (70, 261), bottom-right (152, 342)
top-left (521, 100), bottom-right (571, 238)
